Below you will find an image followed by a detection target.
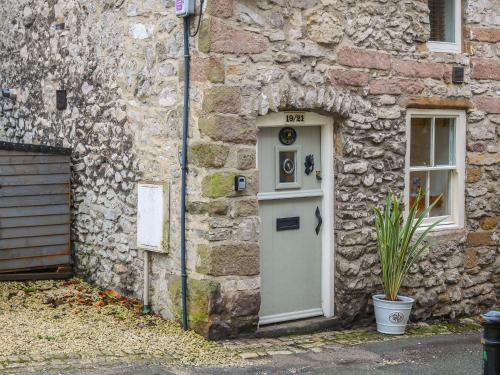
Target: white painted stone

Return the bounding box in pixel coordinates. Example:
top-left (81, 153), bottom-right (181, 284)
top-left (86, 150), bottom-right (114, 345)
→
top-left (158, 86), bottom-right (177, 107)
top-left (127, 3), bottom-right (138, 16)
top-left (129, 23), bottom-right (153, 39)
top-left (82, 82), bottom-right (94, 95)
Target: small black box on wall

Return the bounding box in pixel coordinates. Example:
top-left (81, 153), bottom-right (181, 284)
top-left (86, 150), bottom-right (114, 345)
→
top-left (235, 175), bottom-right (246, 192)
top-left (452, 67), bottom-right (465, 84)
top-left (56, 90), bottom-right (67, 110)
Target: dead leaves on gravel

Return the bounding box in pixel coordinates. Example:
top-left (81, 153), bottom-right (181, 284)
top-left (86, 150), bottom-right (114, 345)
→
top-left (0, 278), bottom-right (145, 320)
top-left (39, 279), bottom-right (144, 317)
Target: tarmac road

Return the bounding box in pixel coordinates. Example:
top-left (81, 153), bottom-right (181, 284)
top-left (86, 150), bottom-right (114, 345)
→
top-left (51, 332), bottom-right (482, 375)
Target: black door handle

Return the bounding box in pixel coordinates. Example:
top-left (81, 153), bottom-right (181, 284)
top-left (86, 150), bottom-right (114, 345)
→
top-left (315, 206), bottom-right (322, 235)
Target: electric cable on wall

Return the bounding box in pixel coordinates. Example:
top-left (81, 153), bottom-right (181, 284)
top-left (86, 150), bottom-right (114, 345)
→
top-left (189, 0), bottom-right (205, 37)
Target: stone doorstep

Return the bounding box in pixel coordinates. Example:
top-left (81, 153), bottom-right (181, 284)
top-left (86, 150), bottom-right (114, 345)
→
top-left (251, 316), bottom-right (345, 339)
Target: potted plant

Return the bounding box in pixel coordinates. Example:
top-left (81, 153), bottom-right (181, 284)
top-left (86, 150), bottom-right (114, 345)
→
top-left (372, 191), bottom-right (442, 335)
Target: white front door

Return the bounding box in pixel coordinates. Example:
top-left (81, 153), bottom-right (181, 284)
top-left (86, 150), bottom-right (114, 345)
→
top-left (258, 124), bottom-right (324, 325)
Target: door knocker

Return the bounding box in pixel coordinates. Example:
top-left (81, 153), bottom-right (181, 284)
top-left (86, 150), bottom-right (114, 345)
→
top-left (282, 158), bottom-right (295, 175)
top-left (305, 154), bottom-right (314, 175)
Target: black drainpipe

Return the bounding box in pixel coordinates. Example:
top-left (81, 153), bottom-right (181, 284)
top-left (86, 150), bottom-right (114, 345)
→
top-left (180, 15), bottom-right (190, 331)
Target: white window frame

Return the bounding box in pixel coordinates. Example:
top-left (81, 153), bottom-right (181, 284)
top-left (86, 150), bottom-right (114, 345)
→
top-left (427, 0), bottom-right (462, 54)
top-left (405, 109), bottom-right (465, 231)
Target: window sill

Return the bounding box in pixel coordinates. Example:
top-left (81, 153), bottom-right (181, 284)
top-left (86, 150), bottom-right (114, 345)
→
top-left (416, 226), bottom-right (467, 245)
top-left (415, 224), bottom-right (465, 240)
top-left (427, 41), bottom-right (461, 54)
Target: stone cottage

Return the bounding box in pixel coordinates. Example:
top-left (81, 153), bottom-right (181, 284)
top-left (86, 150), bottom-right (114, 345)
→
top-left (0, 0), bottom-right (498, 339)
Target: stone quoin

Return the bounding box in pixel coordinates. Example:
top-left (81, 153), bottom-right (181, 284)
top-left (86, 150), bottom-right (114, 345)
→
top-left (0, 0), bottom-right (498, 339)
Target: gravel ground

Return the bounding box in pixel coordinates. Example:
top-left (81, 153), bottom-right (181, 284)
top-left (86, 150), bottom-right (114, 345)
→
top-left (0, 278), bottom-right (487, 374)
top-left (0, 279), bottom-right (242, 370)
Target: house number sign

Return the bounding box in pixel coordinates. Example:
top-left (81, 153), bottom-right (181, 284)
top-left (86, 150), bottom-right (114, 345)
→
top-left (285, 112), bottom-right (305, 124)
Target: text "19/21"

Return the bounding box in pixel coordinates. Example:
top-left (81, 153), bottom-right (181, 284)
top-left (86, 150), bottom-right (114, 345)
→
top-left (285, 113), bottom-right (305, 123)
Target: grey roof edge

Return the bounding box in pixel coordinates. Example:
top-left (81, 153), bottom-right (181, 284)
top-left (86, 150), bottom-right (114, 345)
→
top-left (0, 141), bottom-right (72, 155)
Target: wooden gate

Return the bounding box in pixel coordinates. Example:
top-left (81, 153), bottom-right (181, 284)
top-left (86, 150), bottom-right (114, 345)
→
top-left (0, 141), bottom-right (72, 280)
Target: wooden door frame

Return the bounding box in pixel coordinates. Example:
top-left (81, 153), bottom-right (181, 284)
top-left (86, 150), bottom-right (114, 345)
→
top-left (256, 111), bottom-right (335, 320)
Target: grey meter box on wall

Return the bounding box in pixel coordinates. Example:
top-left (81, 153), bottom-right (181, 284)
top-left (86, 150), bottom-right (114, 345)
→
top-left (175, 0), bottom-right (195, 17)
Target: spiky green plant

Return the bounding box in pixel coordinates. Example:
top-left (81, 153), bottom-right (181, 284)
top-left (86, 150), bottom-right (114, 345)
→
top-left (373, 191), bottom-right (443, 301)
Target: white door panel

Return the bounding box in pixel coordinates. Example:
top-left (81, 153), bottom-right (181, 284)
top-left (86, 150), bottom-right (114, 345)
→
top-left (258, 125), bottom-right (323, 324)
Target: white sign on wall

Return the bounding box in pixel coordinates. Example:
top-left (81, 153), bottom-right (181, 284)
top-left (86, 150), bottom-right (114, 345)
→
top-left (137, 183), bottom-right (169, 253)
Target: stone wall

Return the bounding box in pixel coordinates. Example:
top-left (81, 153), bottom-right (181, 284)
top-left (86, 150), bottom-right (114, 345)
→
top-left (0, 0), bottom-right (186, 317)
top-left (188, 0), bottom-right (500, 337)
top-left (0, 1), bottom-right (143, 291)
top-left (0, 0), bottom-right (498, 340)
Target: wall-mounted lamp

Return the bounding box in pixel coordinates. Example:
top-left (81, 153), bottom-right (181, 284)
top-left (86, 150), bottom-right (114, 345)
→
top-left (2, 89), bottom-right (17, 102)
top-left (55, 16), bottom-right (65, 30)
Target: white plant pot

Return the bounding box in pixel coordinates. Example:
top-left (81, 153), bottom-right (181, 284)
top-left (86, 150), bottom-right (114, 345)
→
top-left (373, 294), bottom-right (415, 335)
